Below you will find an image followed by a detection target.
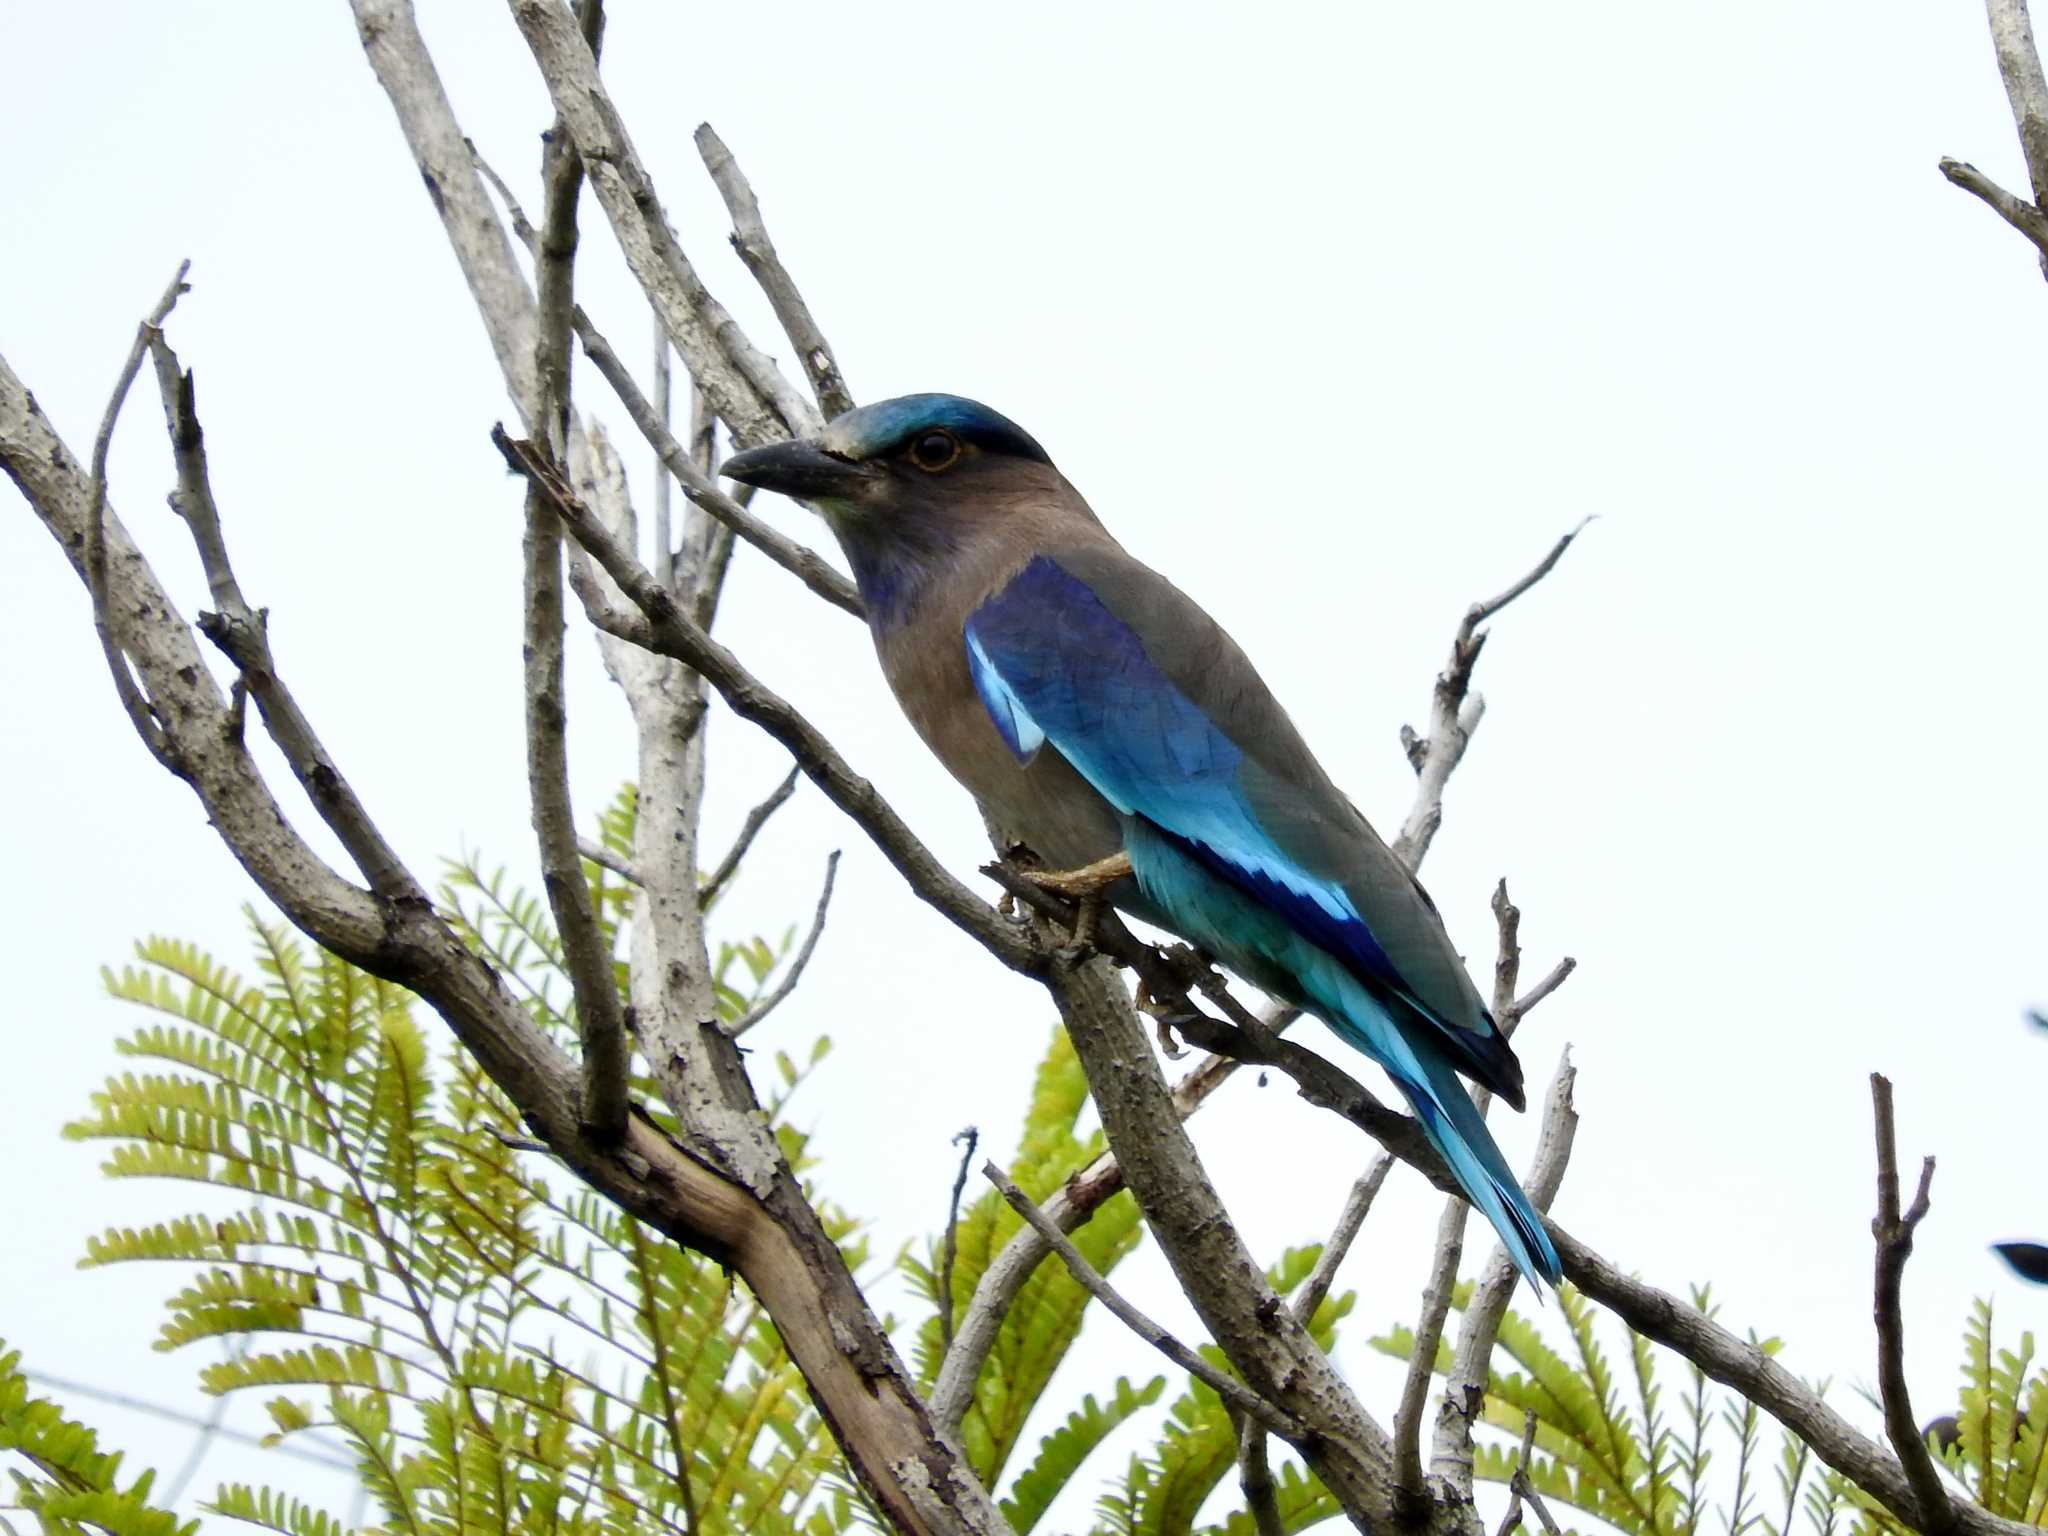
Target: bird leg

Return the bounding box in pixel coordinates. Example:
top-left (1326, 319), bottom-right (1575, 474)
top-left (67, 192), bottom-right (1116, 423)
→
top-left (1020, 850), bottom-right (1133, 901)
top-left (1019, 850), bottom-right (1133, 958)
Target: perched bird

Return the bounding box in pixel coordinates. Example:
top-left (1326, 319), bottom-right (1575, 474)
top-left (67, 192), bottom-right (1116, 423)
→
top-left (724, 394), bottom-right (1561, 1288)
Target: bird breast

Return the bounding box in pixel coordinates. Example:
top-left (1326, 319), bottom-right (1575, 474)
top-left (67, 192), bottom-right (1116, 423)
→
top-left (875, 605), bottom-right (1125, 873)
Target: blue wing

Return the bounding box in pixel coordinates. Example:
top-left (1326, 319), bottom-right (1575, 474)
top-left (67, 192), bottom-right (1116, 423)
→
top-left (965, 554), bottom-right (1407, 999)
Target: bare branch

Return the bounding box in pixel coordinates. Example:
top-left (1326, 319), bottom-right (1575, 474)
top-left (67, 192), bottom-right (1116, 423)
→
top-left (1938, 157), bottom-right (2048, 262)
top-left (727, 849), bottom-right (839, 1037)
top-left (504, 0), bottom-right (819, 445)
top-left (145, 333), bottom-right (423, 906)
top-left (1298, 1155), bottom-right (1395, 1326)
top-left (685, 383), bottom-right (740, 630)
top-left (699, 765), bottom-right (800, 909)
top-left (1511, 959), bottom-right (1576, 1024)
top-left (984, 1159), bottom-right (1301, 1439)
top-left (936, 1127), bottom-right (979, 1351)
top-left (574, 312), bottom-right (862, 615)
top-left (84, 262), bottom-right (191, 770)
top-left (469, 134), bottom-right (857, 618)
top-left (694, 123), bottom-right (855, 418)
top-left (1493, 1410), bottom-right (1563, 1536)
top-left (1398, 1189), bottom-right (1472, 1505)
top-left (523, 1), bottom-right (630, 1142)
top-left (1040, 952), bottom-right (1395, 1525)
top-left (1872, 1073), bottom-right (1950, 1534)
top-left (350, 0), bottom-right (540, 422)
top-left (1941, 1), bottom-right (2048, 275)
top-left (577, 836), bottom-right (640, 885)
top-left (1988, 0), bottom-right (2048, 204)
top-left (1394, 520), bottom-right (1590, 868)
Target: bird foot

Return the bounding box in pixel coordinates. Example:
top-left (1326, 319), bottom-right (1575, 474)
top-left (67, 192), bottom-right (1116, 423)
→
top-left (1021, 850), bottom-right (1134, 901)
top-left (1154, 1012), bottom-right (1189, 1060)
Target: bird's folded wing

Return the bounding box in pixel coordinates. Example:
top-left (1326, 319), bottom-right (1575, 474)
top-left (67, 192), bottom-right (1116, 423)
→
top-left (964, 549), bottom-right (1519, 1103)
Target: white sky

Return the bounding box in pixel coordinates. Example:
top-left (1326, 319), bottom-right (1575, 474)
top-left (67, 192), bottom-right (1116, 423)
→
top-left (4, 1), bottom-right (2047, 1529)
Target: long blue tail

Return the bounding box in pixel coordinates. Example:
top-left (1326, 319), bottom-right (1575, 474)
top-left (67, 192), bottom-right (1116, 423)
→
top-left (1327, 1000), bottom-right (1561, 1290)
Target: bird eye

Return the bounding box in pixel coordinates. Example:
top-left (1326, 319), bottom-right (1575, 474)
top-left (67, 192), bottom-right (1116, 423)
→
top-left (907, 429), bottom-right (961, 472)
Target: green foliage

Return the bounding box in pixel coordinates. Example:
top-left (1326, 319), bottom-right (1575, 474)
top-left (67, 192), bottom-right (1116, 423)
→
top-left (68, 865), bottom-right (851, 1536)
top-left (0, 1340), bottom-right (198, 1536)
top-left (1842, 1299), bottom-right (2048, 1534)
top-left (1375, 1284), bottom-right (1852, 1536)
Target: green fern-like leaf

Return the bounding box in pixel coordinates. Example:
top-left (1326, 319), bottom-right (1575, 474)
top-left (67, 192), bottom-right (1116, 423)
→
top-left (0, 1340), bottom-right (199, 1536)
top-left (1002, 1375), bottom-right (1167, 1534)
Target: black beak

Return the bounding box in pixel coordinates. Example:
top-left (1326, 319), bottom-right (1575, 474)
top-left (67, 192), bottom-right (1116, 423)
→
top-left (722, 438), bottom-right (871, 499)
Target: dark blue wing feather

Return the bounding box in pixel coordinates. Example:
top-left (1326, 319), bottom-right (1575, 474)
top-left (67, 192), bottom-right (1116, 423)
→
top-left (965, 555), bottom-right (1408, 1000)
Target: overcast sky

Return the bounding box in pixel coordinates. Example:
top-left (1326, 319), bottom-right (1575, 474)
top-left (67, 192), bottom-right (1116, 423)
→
top-left (4, 1), bottom-right (2047, 1528)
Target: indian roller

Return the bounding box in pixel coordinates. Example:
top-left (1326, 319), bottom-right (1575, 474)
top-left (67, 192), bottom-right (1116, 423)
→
top-left (724, 394), bottom-right (1561, 1289)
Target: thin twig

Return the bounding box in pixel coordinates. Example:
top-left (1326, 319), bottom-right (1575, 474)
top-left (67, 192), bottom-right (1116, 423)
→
top-left (577, 836), bottom-right (640, 885)
top-left (1512, 959), bottom-right (1577, 1024)
top-left (145, 330), bottom-right (421, 903)
top-left (84, 261), bottom-right (192, 768)
top-left (983, 1160), bottom-right (1301, 1438)
top-left (1872, 1073), bottom-right (1950, 1534)
top-left (1397, 1192), bottom-right (1472, 1504)
top-left (728, 850), bottom-right (839, 1036)
top-left (936, 1127), bottom-right (979, 1351)
top-left (694, 123), bottom-right (854, 418)
top-left (1938, 158), bottom-right (2048, 263)
top-left (1393, 520), bottom-right (1590, 867)
top-left (1298, 1156), bottom-right (1395, 1325)
top-left (504, 0), bottom-right (819, 443)
top-left (1492, 1411), bottom-right (1542, 1536)
top-left (700, 765), bottom-right (800, 908)
top-left (522, 0), bottom-right (629, 1144)
top-left (929, 1006), bottom-right (1299, 1432)
top-left (573, 312), bottom-right (862, 615)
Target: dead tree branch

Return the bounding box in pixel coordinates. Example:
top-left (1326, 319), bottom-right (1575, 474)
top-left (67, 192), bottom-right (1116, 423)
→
top-left (1394, 519), bottom-right (1590, 868)
top-left (522, 0), bottom-right (630, 1142)
top-left (700, 765), bottom-right (800, 908)
top-left (84, 262), bottom-right (191, 770)
top-left (727, 849), bottom-right (838, 1036)
top-left (1941, 0), bottom-right (2048, 276)
top-left (505, 0), bottom-right (818, 445)
top-left (985, 1160), bottom-right (1301, 1439)
top-left (1871, 1073), bottom-right (1950, 1534)
top-left (695, 123), bottom-right (854, 418)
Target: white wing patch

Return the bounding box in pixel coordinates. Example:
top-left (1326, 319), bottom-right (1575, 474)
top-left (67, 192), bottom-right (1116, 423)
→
top-left (964, 630), bottom-right (1047, 763)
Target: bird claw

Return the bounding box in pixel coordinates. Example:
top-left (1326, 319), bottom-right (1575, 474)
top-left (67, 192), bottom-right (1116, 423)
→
top-left (1021, 850), bottom-right (1134, 901)
top-left (1155, 1012), bottom-right (1189, 1059)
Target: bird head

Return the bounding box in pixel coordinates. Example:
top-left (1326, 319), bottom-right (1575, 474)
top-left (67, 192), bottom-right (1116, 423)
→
top-left (724, 393), bottom-right (1054, 523)
top-left (724, 394), bottom-right (1066, 625)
